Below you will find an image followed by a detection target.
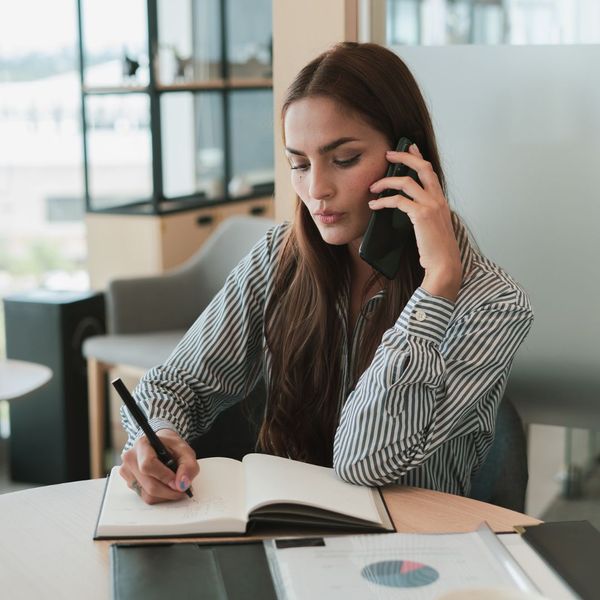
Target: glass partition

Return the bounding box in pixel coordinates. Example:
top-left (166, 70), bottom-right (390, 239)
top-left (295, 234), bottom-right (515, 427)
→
top-left (81, 0), bottom-right (149, 88)
top-left (78, 0), bottom-right (273, 213)
top-left (85, 94), bottom-right (152, 210)
top-left (226, 0), bottom-right (272, 81)
top-left (161, 91), bottom-right (225, 199)
top-left (157, 0), bottom-right (222, 85)
top-left (228, 90), bottom-right (274, 197)
top-left (380, 0), bottom-right (600, 46)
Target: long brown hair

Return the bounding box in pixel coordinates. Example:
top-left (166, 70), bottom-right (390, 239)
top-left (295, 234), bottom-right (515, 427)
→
top-left (259, 42), bottom-right (446, 466)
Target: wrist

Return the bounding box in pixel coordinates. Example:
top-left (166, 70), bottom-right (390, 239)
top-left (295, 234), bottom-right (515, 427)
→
top-left (421, 266), bottom-right (462, 302)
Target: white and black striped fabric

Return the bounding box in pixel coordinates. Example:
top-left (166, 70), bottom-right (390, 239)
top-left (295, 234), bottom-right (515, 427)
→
top-left (124, 213), bottom-right (533, 496)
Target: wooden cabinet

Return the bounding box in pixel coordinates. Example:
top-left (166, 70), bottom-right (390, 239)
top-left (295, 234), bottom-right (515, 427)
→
top-left (86, 196), bottom-right (273, 290)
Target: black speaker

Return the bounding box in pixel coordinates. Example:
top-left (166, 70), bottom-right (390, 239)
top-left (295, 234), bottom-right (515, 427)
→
top-left (3, 290), bottom-right (105, 484)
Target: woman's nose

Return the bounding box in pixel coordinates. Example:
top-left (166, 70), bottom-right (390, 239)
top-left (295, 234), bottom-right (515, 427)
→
top-left (309, 166), bottom-right (335, 200)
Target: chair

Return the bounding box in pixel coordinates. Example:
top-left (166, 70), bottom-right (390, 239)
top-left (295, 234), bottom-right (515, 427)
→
top-left (469, 396), bottom-right (529, 513)
top-left (83, 215), bottom-right (276, 478)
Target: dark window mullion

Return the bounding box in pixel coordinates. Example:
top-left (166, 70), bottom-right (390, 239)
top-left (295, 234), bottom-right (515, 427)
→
top-left (147, 0), bottom-right (162, 214)
top-left (221, 0), bottom-right (232, 201)
top-left (76, 0), bottom-right (91, 212)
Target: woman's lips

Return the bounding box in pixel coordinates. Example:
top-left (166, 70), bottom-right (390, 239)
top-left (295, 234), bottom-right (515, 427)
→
top-left (314, 212), bottom-right (344, 224)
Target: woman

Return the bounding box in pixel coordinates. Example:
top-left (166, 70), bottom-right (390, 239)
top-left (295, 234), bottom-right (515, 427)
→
top-left (120, 42), bottom-right (533, 504)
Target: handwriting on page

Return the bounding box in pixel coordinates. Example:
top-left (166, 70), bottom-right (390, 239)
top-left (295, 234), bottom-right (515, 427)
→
top-left (111, 492), bottom-right (229, 522)
top-left (178, 494), bottom-right (228, 519)
top-left (135, 494), bottom-right (228, 517)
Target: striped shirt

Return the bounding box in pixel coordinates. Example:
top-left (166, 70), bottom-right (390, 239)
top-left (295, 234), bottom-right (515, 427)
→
top-left (124, 213), bottom-right (533, 496)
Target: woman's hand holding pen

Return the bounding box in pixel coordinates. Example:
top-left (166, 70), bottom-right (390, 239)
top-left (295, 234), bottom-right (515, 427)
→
top-left (368, 144), bottom-right (463, 302)
top-left (120, 429), bottom-right (199, 504)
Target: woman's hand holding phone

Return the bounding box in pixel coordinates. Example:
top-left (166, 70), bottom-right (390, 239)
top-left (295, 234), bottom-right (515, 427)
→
top-left (368, 144), bottom-right (463, 301)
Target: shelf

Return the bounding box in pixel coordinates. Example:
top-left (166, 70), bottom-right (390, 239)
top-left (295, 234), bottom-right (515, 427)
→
top-left (83, 77), bottom-right (273, 95)
top-left (82, 83), bottom-right (228, 94)
top-left (157, 79), bottom-right (226, 91)
top-left (156, 77), bottom-right (272, 92)
top-left (82, 85), bottom-right (149, 95)
top-left (85, 186), bottom-right (274, 216)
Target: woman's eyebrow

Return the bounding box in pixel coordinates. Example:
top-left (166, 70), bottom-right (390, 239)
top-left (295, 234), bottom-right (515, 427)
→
top-left (285, 137), bottom-right (359, 156)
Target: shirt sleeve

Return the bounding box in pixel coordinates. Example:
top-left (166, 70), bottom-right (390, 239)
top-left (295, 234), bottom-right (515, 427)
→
top-left (120, 226), bottom-right (278, 450)
top-left (333, 280), bottom-right (534, 486)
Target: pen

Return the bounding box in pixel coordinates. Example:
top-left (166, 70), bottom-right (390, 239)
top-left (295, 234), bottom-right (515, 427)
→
top-left (111, 377), bottom-right (193, 498)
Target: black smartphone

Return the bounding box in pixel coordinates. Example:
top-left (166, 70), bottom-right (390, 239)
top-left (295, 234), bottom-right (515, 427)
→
top-left (359, 137), bottom-right (420, 279)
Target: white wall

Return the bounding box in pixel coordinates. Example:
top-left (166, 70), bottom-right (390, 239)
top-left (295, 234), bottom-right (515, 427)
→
top-left (393, 44), bottom-right (600, 425)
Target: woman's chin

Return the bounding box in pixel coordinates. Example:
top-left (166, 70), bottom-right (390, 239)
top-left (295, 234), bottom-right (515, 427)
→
top-left (318, 230), bottom-right (352, 246)
top-left (317, 224), bottom-right (365, 247)
top-left (311, 220), bottom-right (346, 244)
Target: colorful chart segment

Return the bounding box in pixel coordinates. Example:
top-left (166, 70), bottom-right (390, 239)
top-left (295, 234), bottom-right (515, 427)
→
top-left (361, 560), bottom-right (440, 588)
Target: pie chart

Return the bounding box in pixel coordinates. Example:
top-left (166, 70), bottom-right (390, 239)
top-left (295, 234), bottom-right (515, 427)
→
top-left (361, 560), bottom-right (439, 588)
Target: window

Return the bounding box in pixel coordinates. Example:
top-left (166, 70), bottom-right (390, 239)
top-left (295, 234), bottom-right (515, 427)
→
top-left (0, 0), bottom-right (87, 361)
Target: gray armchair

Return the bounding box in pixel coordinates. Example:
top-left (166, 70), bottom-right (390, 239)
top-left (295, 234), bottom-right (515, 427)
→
top-left (83, 215), bottom-right (276, 477)
top-left (469, 396), bottom-right (529, 513)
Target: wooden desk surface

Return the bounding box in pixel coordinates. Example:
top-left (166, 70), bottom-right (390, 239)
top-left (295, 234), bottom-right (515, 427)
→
top-left (0, 479), bottom-right (540, 600)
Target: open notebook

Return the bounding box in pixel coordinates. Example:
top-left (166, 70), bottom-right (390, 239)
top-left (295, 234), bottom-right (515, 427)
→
top-left (94, 453), bottom-right (394, 539)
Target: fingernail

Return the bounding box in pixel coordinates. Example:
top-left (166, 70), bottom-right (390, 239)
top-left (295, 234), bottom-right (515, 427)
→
top-left (368, 200), bottom-right (376, 206)
top-left (179, 476), bottom-right (189, 491)
top-left (410, 143), bottom-right (418, 152)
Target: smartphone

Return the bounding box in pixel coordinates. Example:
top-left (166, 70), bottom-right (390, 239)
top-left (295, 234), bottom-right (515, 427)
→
top-left (359, 137), bottom-right (420, 279)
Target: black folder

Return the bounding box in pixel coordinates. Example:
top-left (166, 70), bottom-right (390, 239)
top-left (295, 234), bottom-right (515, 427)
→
top-left (520, 520), bottom-right (600, 600)
top-left (110, 542), bottom-right (277, 600)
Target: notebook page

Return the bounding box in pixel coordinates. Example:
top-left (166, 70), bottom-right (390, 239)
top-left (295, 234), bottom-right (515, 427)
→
top-left (242, 453), bottom-right (381, 524)
top-left (96, 457), bottom-right (246, 537)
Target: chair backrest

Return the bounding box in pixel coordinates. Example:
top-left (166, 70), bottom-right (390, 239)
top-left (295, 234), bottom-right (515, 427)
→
top-left (175, 215), bottom-right (277, 312)
top-left (469, 396), bottom-right (529, 512)
top-left (191, 378), bottom-right (266, 461)
top-left (107, 216), bottom-right (276, 334)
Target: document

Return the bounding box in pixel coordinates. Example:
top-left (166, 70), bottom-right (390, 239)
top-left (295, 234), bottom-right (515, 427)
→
top-left (264, 524), bottom-right (539, 600)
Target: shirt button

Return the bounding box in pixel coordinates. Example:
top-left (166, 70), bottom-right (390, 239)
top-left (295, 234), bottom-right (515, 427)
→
top-left (415, 309), bottom-right (427, 322)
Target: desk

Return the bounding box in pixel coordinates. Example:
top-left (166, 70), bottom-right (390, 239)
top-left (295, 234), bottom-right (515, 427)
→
top-left (0, 479), bottom-right (540, 599)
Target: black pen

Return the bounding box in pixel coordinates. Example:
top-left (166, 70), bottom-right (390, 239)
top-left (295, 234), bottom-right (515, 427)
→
top-left (111, 377), bottom-right (193, 498)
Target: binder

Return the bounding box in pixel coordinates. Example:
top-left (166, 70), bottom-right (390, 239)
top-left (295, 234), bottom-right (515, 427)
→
top-left (110, 542), bottom-right (277, 600)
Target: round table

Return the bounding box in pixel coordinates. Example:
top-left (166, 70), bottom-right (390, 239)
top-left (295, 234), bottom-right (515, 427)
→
top-left (0, 479), bottom-right (541, 600)
top-left (0, 359), bottom-right (52, 401)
